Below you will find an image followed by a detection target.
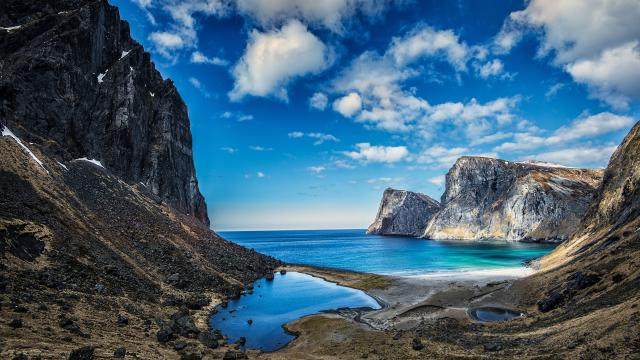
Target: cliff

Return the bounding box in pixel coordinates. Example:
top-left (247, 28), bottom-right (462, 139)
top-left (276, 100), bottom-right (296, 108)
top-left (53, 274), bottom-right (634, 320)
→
top-left (367, 188), bottom-right (440, 237)
top-left (423, 157), bottom-right (603, 242)
top-left (0, 0), bottom-right (208, 225)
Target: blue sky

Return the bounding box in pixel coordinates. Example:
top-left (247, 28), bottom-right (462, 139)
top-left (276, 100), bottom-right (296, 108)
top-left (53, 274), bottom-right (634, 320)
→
top-left (110, 0), bottom-right (640, 230)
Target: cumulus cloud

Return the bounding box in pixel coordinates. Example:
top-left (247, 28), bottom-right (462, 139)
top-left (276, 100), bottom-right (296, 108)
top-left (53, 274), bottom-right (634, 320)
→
top-left (220, 111), bottom-right (254, 122)
top-left (309, 92), bottom-right (329, 110)
top-left (229, 20), bottom-right (331, 101)
top-left (387, 24), bottom-right (469, 71)
top-left (342, 143), bottom-right (410, 163)
top-left (190, 51), bottom-right (229, 66)
top-left (495, 112), bottom-right (634, 152)
top-left (250, 145), bottom-right (273, 151)
top-left (307, 166), bottom-right (326, 174)
top-left (220, 146), bottom-right (237, 154)
top-left (235, 0), bottom-right (397, 33)
top-left (332, 92), bottom-right (362, 117)
top-left (497, 0), bottom-right (640, 108)
top-left (149, 31), bottom-right (188, 58)
top-left (414, 145), bottom-right (497, 169)
top-left (428, 175), bottom-right (445, 186)
top-left (287, 131), bottom-right (305, 138)
top-left (476, 59), bottom-right (505, 79)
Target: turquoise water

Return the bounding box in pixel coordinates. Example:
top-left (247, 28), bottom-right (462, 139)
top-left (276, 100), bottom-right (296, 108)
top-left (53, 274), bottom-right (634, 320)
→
top-left (209, 272), bottom-right (380, 351)
top-left (220, 229), bottom-right (556, 276)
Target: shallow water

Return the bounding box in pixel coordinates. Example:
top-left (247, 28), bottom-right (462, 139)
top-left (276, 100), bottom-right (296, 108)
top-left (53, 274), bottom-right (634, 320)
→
top-left (220, 229), bottom-right (556, 276)
top-left (209, 272), bottom-right (380, 351)
top-left (469, 307), bottom-right (523, 322)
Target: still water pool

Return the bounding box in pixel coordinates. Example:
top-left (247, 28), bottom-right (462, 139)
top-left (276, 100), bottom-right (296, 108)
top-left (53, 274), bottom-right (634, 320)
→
top-left (209, 272), bottom-right (380, 351)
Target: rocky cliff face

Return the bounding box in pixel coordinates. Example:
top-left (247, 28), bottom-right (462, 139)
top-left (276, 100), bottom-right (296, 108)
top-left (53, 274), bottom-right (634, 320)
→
top-left (0, 0), bottom-right (209, 225)
top-left (423, 157), bottom-right (603, 242)
top-left (367, 188), bottom-right (440, 237)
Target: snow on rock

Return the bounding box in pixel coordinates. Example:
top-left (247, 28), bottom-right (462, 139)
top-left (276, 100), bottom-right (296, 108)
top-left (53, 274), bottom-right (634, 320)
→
top-left (74, 157), bottom-right (105, 168)
top-left (519, 160), bottom-right (570, 168)
top-left (149, 92), bottom-right (155, 97)
top-left (0, 26), bottom-right (22, 32)
top-left (97, 70), bottom-right (108, 83)
top-left (56, 161), bottom-right (69, 171)
top-left (120, 50), bottom-right (131, 59)
top-left (2, 126), bottom-right (49, 174)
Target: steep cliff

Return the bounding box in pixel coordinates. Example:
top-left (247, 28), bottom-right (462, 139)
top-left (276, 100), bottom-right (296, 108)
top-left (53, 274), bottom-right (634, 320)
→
top-left (423, 157), bottom-right (603, 242)
top-left (367, 188), bottom-right (440, 236)
top-left (0, 0), bottom-right (208, 225)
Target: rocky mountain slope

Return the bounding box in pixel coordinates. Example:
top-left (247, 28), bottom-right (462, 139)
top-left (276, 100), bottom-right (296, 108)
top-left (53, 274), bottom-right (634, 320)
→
top-left (367, 188), bottom-right (440, 237)
top-left (423, 157), bottom-right (603, 242)
top-left (0, 1), bottom-right (280, 358)
top-left (0, 0), bottom-right (208, 225)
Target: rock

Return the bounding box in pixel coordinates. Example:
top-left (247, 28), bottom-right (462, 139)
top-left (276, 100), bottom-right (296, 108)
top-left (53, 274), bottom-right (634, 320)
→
top-left (483, 343), bottom-right (503, 352)
top-left (94, 284), bottom-right (105, 293)
top-left (12, 304), bottom-right (28, 313)
top-left (12, 354), bottom-right (28, 360)
top-left (68, 346), bottom-right (94, 360)
top-left (117, 314), bottom-right (129, 326)
top-left (170, 308), bottom-right (199, 336)
top-left (180, 351), bottom-right (202, 360)
top-left (280, 269), bottom-right (287, 275)
top-left (223, 350), bottom-right (248, 360)
top-left (113, 347), bottom-right (126, 358)
top-left (198, 331), bottom-right (219, 349)
top-left (265, 273), bottom-right (274, 281)
top-left (537, 271), bottom-right (601, 312)
top-left (237, 336), bottom-right (246, 346)
top-left (423, 157), bottom-right (603, 242)
top-left (0, 0), bottom-right (209, 225)
top-left (367, 188), bottom-right (441, 237)
top-left (411, 338), bottom-right (424, 351)
top-left (247, 319), bottom-right (253, 325)
top-left (59, 316), bottom-right (84, 336)
top-left (9, 318), bottom-right (22, 328)
top-left (174, 341), bottom-right (187, 351)
top-left (156, 326), bottom-right (174, 343)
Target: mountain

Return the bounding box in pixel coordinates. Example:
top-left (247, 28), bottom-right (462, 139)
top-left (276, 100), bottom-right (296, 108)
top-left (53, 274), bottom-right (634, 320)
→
top-left (0, 0), bottom-right (208, 225)
top-left (423, 157), bottom-right (603, 242)
top-left (367, 188), bottom-right (440, 237)
top-left (0, 0), bottom-right (279, 358)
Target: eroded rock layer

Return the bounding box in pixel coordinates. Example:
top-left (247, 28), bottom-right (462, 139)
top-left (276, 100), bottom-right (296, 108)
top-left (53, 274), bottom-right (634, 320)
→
top-left (367, 188), bottom-right (440, 237)
top-left (0, 0), bottom-right (208, 225)
top-left (423, 157), bottom-right (603, 242)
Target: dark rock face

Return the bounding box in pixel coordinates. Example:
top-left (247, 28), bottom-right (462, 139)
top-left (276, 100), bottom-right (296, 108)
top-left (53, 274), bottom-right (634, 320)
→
top-left (367, 188), bottom-right (441, 237)
top-left (0, 0), bottom-right (209, 225)
top-left (423, 157), bottom-right (603, 242)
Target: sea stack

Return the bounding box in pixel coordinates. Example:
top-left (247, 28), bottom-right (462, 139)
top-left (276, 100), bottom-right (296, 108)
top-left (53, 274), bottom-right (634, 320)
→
top-left (423, 157), bottom-right (603, 242)
top-left (367, 188), bottom-right (441, 237)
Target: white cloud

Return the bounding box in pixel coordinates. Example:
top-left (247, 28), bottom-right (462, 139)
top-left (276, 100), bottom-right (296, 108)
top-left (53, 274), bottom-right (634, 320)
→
top-left (545, 83), bottom-right (565, 99)
top-left (521, 145), bottom-right (618, 168)
top-left (342, 143), bottom-right (410, 163)
top-left (221, 146), bottom-right (237, 154)
top-left (229, 20), bottom-right (331, 101)
top-left (477, 59), bottom-right (505, 78)
top-left (288, 131), bottom-right (339, 145)
top-left (256, 171), bottom-right (266, 178)
top-left (189, 77), bottom-right (211, 97)
top-left (499, 0), bottom-right (640, 108)
top-left (235, 0), bottom-right (396, 33)
top-left (220, 111), bottom-right (254, 122)
top-left (307, 166), bottom-right (326, 174)
top-left (190, 51), bottom-right (229, 66)
top-left (149, 31), bottom-right (187, 58)
top-left (415, 145), bottom-right (498, 169)
top-left (387, 24), bottom-right (469, 71)
top-left (428, 175), bottom-right (445, 186)
top-left (495, 112), bottom-right (635, 152)
top-left (250, 145), bottom-right (273, 151)
top-left (332, 92), bottom-right (362, 117)
top-left (309, 92), bottom-right (329, 110)
top-left (565, 41), bottom-right (640, 109)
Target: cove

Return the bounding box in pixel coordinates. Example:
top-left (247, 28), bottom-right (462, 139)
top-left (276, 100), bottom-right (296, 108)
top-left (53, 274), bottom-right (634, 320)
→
top-left (210, 271), bottom-right (381, 351)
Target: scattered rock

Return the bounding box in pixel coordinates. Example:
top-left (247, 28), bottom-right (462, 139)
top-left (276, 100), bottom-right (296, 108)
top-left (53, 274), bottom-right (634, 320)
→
top-left (68, 345), bottom-right (94, 360)
top-left (156, 326), bottom-right (174, 343)
top-left (113, 347), bottom-right (126, 358)
top-left (180, 350), bottom-right (203, 360)
top-left (94, 284), bottom-right (105, 293)
top-left (223, 350), bottom-right (248, 360)
top-left (174, 341), bottom-right (187, 351)
top-left (117, 314), bottom-right (129, 326)
top-left (9, 318), bottom-right (23, 329)
top-left (265, 273), bottom-right (274, 281)
top-left (237, 336), bottom-right (246, 346)
top-left (13, 305), bottom-right (28, 313)
top-left (483, 343), bottom-right (503, 352)
top-left (198, 331), bottom-right (219, 349)
top-left (411, 338), bottom-right (424, 351)
top-left (170, 308), bottom-right (199, 336)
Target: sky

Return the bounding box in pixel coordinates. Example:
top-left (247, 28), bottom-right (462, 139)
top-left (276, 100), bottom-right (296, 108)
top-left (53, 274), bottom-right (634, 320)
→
top-left (110, 0), bottom-right (640, 231)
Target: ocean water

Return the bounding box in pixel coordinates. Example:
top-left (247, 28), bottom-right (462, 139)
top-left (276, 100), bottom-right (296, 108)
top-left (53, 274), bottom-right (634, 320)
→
top-left (210, 272), bottom-right (380, 351)
top-left (220, 229), bottom-right (556, 276)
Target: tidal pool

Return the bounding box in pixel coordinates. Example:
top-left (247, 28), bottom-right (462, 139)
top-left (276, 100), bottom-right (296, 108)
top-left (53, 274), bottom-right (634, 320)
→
top-left (469, 307), bottom-right (524, 322)
top-left (209, 271), bottom-right (381, 351)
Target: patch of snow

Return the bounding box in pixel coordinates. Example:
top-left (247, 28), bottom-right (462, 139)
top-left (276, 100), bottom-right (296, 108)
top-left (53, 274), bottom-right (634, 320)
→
top-left (56, 161), bottom-right (69, 171)
top-left (120, 50), bottom-right (131, 59)
top-left (0, 25), bottom-right (22, 32)
top-left (97, 69), bottom-right (110, 83)
top-left (2, 126), bottom-right (49, 174)
top-left (149, 92), bottom-right (155, 97)
top-left (58, 11), bottom-right (70, 15)
top-left (519, 160), bottom-right (570, 168)
top-left (74, 157), bottom-right (105, 168)
top-left (129, 66), bottom-right (134, 73)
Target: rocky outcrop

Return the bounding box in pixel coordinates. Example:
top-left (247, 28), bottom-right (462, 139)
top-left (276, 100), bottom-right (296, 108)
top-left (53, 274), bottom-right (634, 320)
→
top-left (423, 157), bottom-right (603, 242)
top-left (367, 188), bottom-right (440, 237)
top-left (0, 0), bottom-right (208, 225)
